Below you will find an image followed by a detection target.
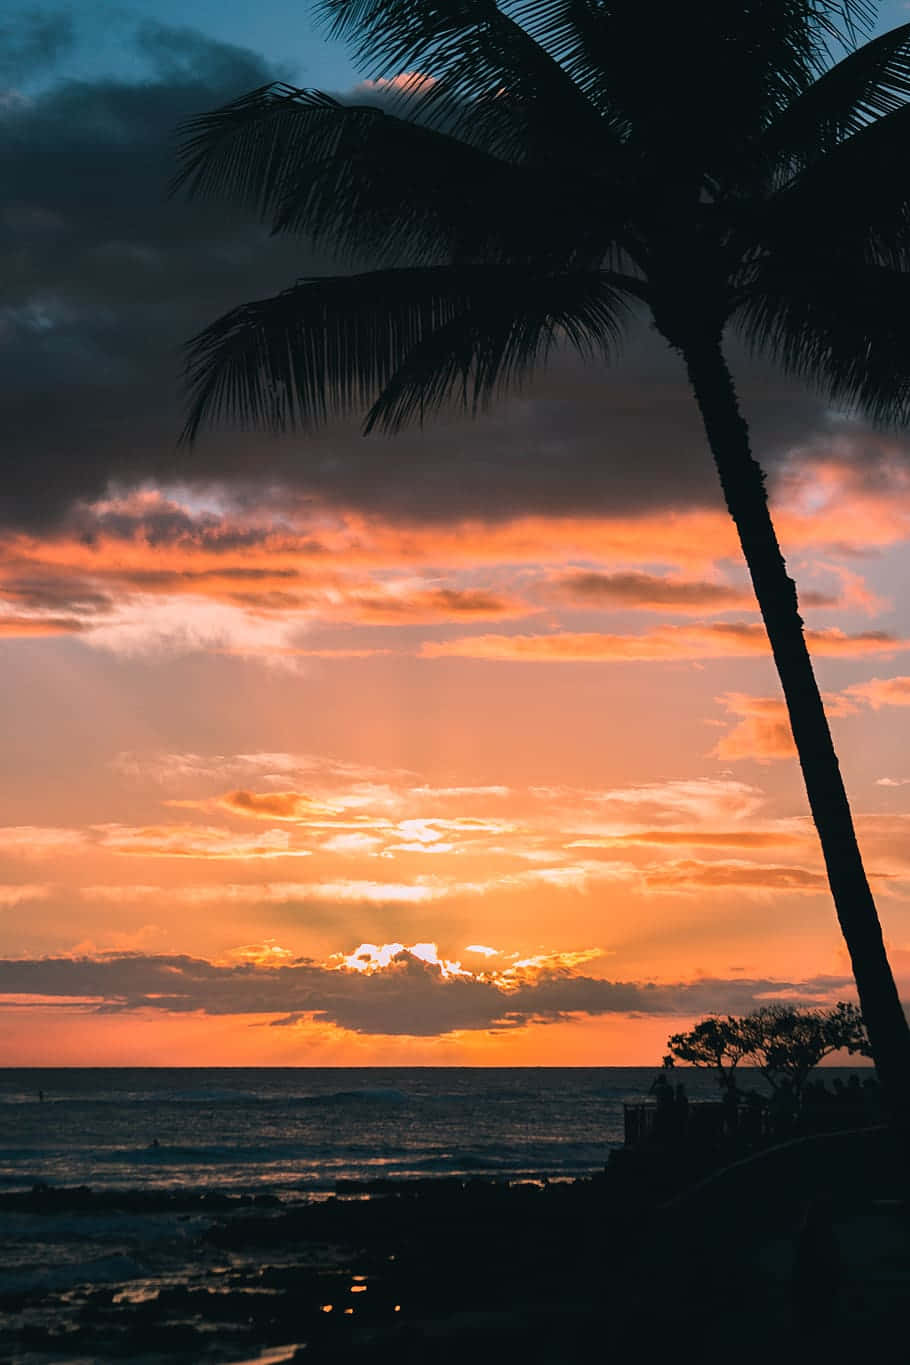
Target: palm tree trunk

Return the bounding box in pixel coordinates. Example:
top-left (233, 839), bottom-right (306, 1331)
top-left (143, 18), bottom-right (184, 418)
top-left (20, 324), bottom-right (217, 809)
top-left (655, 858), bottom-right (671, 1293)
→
top-left (679, 331), bottom-right (910, 1136)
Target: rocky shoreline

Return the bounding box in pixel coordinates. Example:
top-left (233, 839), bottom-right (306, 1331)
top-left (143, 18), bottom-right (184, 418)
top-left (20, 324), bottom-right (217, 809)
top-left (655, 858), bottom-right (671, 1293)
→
top-left (2, 1130), bottom-right (908, 1362)
top-left (0, 1175), bottom-right (635, 1362)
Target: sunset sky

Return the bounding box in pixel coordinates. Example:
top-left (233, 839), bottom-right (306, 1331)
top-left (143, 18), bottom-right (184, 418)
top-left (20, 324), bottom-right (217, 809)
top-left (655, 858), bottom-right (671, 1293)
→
top-left (4, 1), bottom-right (910, 1065)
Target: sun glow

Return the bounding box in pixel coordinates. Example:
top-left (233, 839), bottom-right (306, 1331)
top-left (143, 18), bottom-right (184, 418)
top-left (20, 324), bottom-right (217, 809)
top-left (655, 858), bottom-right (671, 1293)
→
top-left (338, 941), bottom-right (471, 978)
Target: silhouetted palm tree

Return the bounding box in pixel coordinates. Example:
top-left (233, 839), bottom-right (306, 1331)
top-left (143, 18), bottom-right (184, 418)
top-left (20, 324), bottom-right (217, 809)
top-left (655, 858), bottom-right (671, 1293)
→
top-left (173, 1), bottom-right (910, 1128)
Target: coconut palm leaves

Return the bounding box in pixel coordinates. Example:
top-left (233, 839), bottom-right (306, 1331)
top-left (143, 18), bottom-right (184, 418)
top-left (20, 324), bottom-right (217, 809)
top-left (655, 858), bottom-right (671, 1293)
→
top-left (171, 81), bottom-right (631, 272)
top-left (181, 265), bottom-right (630, 442)
top-left (173, 2), bottom-right (910, 444)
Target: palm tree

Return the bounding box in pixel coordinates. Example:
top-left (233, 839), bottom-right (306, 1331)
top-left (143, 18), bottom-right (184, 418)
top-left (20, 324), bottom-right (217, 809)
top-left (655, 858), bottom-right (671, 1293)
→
top-left (173, 0), bottom-right (910, 1131)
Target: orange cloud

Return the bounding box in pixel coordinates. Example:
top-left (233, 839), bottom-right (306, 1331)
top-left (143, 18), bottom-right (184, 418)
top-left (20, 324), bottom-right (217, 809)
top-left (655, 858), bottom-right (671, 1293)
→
top-left (354, 71), bottom-right (436, 96)
top-left (280, 879), bottom-right (449, 904)
top-left (93, 823), bottom-right (313, 860)
top-left (213, 646), bottom-right (394, 659)
top-left (169, 790), bottom-right (517, 860)
top-left (713, 691), bottom-right (858, 761)
top-left (554, 571), bottom-right (757, 614)
top-left (0, 884), bottom-right (51, 906)
top-left (773, 448), bottom-right (910, 555)
top-left (15, 504), bottom-right (739, 579)
top-left (642, 860), bottom-right (832, 893)
top-left (0, 827), bottom-right (87, 857)
top-left (80, 885), bottom-right (163, 902)
top-left (712, 694), bottom-right (795, 761)
top-left (421, 624), bottom-right (907, 663)
top-left (569, 829), bottom-right (806, 849)
top-left (347, 587), bottom-right (532, 624)
top-left (533, 777), bottom-right (767, 829)
top-left (846, 676), bottom-right (910, 709)
top-left (810, 561), bottom-right (887, 615)
top-left (81, 880), bottom-right (448, 906)
top-left (3, 445), bottom-right (909, 653)
top-left (1, 458), bottom-right (904, 662)
top-left (0, 614), bottom-right (86, 636)
top-left (216, 790), bottom-right (340, 821)
top-left (221, 940), bottom-right (298, 967)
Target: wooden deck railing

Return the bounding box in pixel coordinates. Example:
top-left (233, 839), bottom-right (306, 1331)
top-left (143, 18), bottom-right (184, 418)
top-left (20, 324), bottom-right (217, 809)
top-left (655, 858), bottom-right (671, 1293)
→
top-left (623, 1097), bottom-right (874, 1149)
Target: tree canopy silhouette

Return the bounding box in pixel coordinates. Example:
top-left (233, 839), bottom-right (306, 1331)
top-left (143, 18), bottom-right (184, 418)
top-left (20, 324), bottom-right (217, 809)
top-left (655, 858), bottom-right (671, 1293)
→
top-left (667, 1003), bottom-right (870, 1098)
top-left (172, 0), bottom-right (910, 1132)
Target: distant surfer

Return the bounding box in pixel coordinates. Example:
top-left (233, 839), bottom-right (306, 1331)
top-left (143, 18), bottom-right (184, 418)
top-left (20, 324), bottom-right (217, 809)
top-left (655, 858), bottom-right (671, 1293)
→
top-left (150, 1138), bottom-right (160, 1149)
top-left (38, 1090), bottom-right (44, 1103)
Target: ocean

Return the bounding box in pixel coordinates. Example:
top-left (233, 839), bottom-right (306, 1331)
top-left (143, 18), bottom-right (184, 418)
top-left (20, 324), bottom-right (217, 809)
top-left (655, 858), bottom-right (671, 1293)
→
top-left (0, 1066), bottom-right (717, 1196)
top-left (0, 1066), bottom-right (869, 1361)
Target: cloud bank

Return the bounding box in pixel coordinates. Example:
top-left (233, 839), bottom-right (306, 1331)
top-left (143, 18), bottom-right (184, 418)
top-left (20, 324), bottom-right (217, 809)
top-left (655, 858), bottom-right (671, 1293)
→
top-left (0, 947), bottom-right (858, 1036)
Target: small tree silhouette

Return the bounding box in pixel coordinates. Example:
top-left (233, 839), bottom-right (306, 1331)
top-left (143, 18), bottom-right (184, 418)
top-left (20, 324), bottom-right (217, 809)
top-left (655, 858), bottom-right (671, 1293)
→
top-left (668, 1002), bottom-right (871, 1099)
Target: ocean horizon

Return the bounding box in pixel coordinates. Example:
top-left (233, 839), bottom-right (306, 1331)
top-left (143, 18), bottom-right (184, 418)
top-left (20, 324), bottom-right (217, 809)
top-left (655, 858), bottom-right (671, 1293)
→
top-left (0, 1064), bottom-right (871, 1197)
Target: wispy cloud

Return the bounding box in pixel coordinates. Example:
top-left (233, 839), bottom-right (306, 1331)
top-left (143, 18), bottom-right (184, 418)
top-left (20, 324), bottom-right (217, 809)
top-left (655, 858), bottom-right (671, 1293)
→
top-left (0, 828), bottom-right (87, 857)
top-left (422, 623), bottom-right (908, 663)
top-left (553, 570), bottom-right (758, 614)
top-left (711, 691), bottom-right (858, 762)
top-left (640, 859), bottom-right (835, 894)
top-left (846, 676), bottom-right (910, 709)
top-left (93, 824), bottom-right (313, 860)
top-left (0, 884), bottom-right (51, 907)
top-left (214, 790), bottom-right (340, 821)
top-left (569, 829), bottom-right (805, 849)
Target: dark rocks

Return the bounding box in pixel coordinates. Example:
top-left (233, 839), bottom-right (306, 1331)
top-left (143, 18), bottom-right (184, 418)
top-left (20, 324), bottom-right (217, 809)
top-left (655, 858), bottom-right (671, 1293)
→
top-left (0, 1175), bottom-right (645, 1363)
top-left (0, 1183), bottom-right (283, 1215)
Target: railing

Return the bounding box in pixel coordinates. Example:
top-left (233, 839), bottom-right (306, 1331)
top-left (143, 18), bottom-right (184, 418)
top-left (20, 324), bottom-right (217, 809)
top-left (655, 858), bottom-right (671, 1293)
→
top-left (623, 1096), bottom-right (877, 1150)
top-left (624, 1100), bottom-right (728, 1148)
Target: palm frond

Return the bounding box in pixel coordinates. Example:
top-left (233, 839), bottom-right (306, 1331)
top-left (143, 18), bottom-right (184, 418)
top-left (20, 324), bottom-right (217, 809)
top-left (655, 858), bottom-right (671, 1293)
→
top-left (267, 97), bottom-right (608, 264)
top-left (180, 265), bottom-right (632, 444)
top-left (758, 99), bottom-right (910, 269)
top-left (735, 261), bottom-right (910, 426)
top-left (760, 21), bottom-right (910, 178)
top-left (313, 0), bottom-right (609, 160)
top-left (171, 84), bottom-right (339, 212)
top-left (805, 0), bottom-right (876, 49)
top-left (514, 1), bottom-right (844, 135)
top-left (172, 81), bottom-right (616, 267)
top-left (364, 266), bottom-right (631, 430)
top-left (315, 2), bottom-right (873, 170)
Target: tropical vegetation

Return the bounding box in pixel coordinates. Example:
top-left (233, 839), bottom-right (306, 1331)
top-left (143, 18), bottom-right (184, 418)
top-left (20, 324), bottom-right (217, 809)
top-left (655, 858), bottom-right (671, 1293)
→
top-left (666, 1002), bottom-right (871, 1099)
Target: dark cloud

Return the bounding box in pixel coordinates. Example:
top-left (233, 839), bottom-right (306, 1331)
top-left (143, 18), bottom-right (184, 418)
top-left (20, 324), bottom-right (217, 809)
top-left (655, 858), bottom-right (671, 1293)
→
top-left (0, 15), bottom-right (875, 535)
top-left (557, 570), bottom-right (753, 610)
top-left (0, 948), bottom-right (860, 1035)
top-left (0, 20), bottom-right (306, 528)
top-left (556, 570), bottom-right (837, 613)
top-left (0, 574), bottom-right (113, 615)
top-left (0, 8), bottom-right (74, 83)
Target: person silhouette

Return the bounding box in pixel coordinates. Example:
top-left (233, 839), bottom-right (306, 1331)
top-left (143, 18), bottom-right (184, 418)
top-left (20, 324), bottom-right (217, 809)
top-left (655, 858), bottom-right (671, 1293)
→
top-left (650, 1071), bottom-right (675, 1143)
top-left (721, 1078), bottom-right (739, 1140)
